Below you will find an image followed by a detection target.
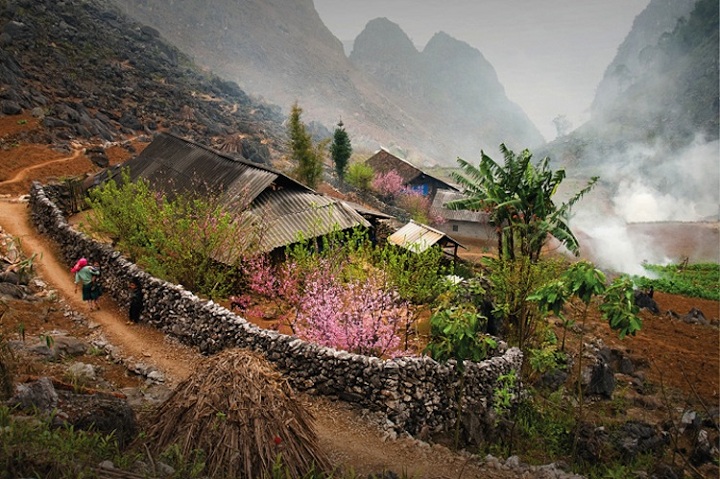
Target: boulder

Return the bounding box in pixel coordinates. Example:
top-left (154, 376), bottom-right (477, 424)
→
top-left (54, 389), bottom-right (137, 446)
top-left (8, 377), bottom-right (59, 412)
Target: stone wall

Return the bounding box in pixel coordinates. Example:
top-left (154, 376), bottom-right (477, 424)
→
top-left (29, 181), bottom-right (523, 436)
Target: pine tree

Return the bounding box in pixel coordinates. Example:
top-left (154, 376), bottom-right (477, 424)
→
top-left (288, 102), bottom-right (323, 189)
top-left (330, 120), bottom-right (352, 185)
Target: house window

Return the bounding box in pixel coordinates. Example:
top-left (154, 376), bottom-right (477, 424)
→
top-left (452, 224), bottom-right (459, 232)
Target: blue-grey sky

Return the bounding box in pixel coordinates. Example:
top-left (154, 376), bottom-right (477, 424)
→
top-left (313, 0), bottom-right (651, 140)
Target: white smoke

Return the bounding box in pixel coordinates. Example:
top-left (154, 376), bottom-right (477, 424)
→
top-left (569, 137), bottom-right (719, 275)
top-left (613, 179), bottom-right (704, 222)
top-left (610, 137), bottom-right (719, 222)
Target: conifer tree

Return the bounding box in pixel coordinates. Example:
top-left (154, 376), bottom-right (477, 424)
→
top-left (288, 102), bottom-right (323, 189)
top-left (330, 120), bottom-right (352, 185)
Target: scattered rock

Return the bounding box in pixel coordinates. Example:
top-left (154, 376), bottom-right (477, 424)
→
top-left (611, 421), bottom-right (668, 460)
top-left (681, 308), bottom-right (708, 326)
top-left (634, 288), bottom-right (660, 314)
top-left (8, 376), bottom-right (58, 412)
top-left (53, 388), bottom-right (137, 447)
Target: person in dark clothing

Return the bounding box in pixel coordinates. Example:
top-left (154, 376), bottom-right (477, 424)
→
top-left (89, 260), bottom-right (103, 311)
top-left (128, 278), bottom-right (144, 323)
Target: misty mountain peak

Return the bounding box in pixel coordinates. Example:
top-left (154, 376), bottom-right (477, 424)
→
top-left (422, 31), bottom-right (498, 83)
top-left (350, 17), bottom-right (419, 62)
top-left (424, 31), bottom-right (476, 57)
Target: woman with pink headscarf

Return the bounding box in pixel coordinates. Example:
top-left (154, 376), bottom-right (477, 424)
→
top-left (72, 258), bottom-right (99, 310)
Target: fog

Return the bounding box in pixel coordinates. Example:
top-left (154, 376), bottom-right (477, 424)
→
top-left (313, 0), bottom-right (650, 141)
top-left (570, 137), bottom-right (720, 275)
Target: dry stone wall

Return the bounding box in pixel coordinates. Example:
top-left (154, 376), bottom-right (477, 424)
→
top-left (29, 181), bottom-right (523, 436)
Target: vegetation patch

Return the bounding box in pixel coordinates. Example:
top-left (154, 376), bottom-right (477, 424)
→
top-left (634, 262), bottom-right (720, 300)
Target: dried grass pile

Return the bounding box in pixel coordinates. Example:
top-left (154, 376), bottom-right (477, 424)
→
top-left (142, 348), bottom-right (330, 478)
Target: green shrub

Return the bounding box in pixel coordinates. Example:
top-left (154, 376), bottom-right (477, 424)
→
top-left (0, 330), bottom-right (14, 401)
top-left (373, 243), bottom-right (449, 304)
top-left (344, 162), bottom-right (374, 191)
top-left (0, 406), bottom-right (130, 478)
top-left (484, 257), bottom-right (566, 351)
top-left (85, 170), bottom-right (255, 299)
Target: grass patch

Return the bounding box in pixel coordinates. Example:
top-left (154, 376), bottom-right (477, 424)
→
top-left (634, 262), bottom-right (719, 300)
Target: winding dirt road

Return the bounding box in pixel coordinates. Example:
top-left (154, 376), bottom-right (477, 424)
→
top-left (0, 149), bottom-right (86, 187)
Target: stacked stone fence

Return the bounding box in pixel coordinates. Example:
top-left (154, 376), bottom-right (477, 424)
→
top-left (29, 181), bottom-right (523, 436)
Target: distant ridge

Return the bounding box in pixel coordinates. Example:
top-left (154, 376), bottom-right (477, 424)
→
top-left (110, 0), bottom-right (543, 166)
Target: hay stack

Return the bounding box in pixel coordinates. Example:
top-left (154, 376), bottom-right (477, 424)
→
top-left (143, 349), bottom-right (330, 478)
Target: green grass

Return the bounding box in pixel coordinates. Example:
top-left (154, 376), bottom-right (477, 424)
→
top-left (633, 262), bottom-right (719, 301)
top-left (0, 406), bottom-right (130, 478)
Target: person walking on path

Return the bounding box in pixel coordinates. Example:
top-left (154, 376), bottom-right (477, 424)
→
top-left (128, 278), bottom-right (144, 323)
top-left (73, 257), bottom-right (100, 311)
top-left (89, 259), bottom-right (103, 311)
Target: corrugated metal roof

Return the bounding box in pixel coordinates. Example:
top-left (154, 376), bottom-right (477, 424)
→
top-left (387, 220), bottom-right (464, 253)
top-left (338, 199), bottom-right (394, 219)
top-left (117, 133), bottom-right (370, 254)
top-left (122, 133), bottom-right (281, 204)
top-left (246, 189), bottom-right (370, 252)
top-left (431, 189), bottom-right (489, 223)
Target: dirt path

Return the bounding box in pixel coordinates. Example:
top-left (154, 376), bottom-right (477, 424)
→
top-left (0, 196), bottom-right (518, 479)
top-left (0, 198), bottom-right (197, 384)
top-left (0, 148), bottom-right (85, 186)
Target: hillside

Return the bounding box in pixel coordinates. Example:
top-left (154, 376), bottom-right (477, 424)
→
top-left (591, 0), bottom-right (698, 116)
top-left (0, 0), bottom-right (287, 163)
top-left (108, 0), bottom-right (542, 166)
top-left (540, 0), bottom-right (719, 226)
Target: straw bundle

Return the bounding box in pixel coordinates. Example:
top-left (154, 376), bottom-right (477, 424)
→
top-left (142, 348), bottom-right (330, 478)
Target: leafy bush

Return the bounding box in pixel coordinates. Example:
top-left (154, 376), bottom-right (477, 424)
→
top-left (0, 406), bottom-right (130, 478)
top-left (373, 242), bottom-right (449, 305)
top-left (0, 328), bottom-right (14, 401)
top-left (500, 392), bottom-right (575, 461)
top-left (85, 170), bottom-right (254, 298)
top-left (344, 162), bottom-right (374, 191)
top-left (424, 306), bottom-right (496, 366)
top-left (485, 256), bottom-right (565, 351)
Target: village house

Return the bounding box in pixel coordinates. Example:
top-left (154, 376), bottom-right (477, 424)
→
top-left (116, 132), bottom-right (371, 256)
top-left (365, 148), bottom-right (456, 198)
top-left (365, 148), bottom-right (494, 244)
top-left (430, 189), bottom-right (495, 243)
top-left (387, 220), bottom-right (465, 262)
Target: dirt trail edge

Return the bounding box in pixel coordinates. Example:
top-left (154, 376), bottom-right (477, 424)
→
top-left (0, 149), bottom-right (85, 186)
top-left (0, 199), bottom-right (196, 383)
top-left (0, 197), bottom-right (518, 479)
